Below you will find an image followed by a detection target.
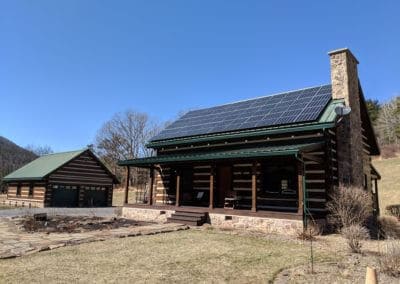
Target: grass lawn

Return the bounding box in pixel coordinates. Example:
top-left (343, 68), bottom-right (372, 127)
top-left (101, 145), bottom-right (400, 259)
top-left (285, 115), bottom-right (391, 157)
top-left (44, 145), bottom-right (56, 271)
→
top-left (373, 157), bottom-right (400, 215)
top-left (0, 230), bottom-right (335, 283)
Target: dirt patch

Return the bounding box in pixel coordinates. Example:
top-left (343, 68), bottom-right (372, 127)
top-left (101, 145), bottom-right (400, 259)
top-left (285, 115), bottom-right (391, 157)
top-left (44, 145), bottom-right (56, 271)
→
top-left (17, 215), bottom-right (152, 234)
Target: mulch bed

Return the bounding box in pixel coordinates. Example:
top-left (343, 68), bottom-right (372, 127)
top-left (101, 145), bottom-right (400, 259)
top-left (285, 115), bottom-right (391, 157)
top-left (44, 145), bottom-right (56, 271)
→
top-left (18, 215), bottom-right (152, 234)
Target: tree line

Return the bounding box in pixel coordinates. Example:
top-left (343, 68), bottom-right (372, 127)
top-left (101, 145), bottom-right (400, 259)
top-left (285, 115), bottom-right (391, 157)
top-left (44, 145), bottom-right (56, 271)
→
top-left (366, 96), bottom-right (400, 157)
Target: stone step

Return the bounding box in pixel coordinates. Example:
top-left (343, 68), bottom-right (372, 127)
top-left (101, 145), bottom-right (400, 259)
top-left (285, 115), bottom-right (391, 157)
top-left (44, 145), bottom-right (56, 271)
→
top-left (166, 218), bottom-right (201, 226)
top-left (173, 211), bottom-right (207, 218)
top-left (170, 214), bottom-right (203, 222)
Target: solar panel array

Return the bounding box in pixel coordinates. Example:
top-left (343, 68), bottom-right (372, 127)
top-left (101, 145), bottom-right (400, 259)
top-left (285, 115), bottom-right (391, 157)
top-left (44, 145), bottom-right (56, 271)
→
top-left (151, 84), bottom-right (332, 141)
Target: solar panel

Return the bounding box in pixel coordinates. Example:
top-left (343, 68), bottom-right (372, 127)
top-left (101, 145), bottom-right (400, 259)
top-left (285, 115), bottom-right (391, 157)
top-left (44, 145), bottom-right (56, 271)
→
top-left (151, 84), bottom-right (332, 141)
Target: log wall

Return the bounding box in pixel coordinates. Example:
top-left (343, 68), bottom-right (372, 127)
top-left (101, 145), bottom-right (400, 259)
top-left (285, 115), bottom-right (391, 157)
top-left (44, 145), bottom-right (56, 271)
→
top-left (6, 182), bottom-right (46, 208)
top-left (48, 151), bottom-right (114, 186)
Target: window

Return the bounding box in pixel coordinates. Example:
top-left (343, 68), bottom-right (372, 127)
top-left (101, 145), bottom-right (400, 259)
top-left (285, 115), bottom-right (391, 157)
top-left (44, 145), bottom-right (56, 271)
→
top-left (281, 179), bottom-right (288, 190)
top-left (16, 185), bottom-right (21, 196)
top-left (28, 185), bottom-right (34, 197)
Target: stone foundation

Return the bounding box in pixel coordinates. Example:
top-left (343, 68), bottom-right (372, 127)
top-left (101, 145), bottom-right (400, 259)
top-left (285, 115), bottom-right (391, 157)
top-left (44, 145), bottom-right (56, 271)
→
top-left (122, 207), bottom-right (304, 235)
top-left (208, 214), bottom-right (303, 235)
top-left (122, 207), bottom-right (174, 223)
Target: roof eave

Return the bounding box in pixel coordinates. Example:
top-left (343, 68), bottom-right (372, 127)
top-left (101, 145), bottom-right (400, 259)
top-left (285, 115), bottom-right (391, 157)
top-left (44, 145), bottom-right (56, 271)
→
top-left (147, 122), bottom-right (335, 148)
top-left (2, 177), bottom-right (45, 183)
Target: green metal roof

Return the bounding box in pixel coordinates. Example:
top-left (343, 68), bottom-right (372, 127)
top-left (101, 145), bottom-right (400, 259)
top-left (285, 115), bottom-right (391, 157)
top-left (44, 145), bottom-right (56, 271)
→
top-left (3, 149), bottom-right (86, 182)
top-left (118, 143), bottom-right (322, 167)
top-left (147, 99), bottom-right (344, 148)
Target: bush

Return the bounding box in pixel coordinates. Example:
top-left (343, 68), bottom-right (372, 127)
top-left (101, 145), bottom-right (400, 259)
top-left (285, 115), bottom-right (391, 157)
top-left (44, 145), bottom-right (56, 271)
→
top-left (380, 240), bottom-right (400, 277)
top-left (341, 225), bottom-right (369, 253)
top-left (327, 186), bottom-right (373, 228)
top-left (386, 205), bottom-right (400, 219)
top-left (379, 216), bottom-right (400, 239)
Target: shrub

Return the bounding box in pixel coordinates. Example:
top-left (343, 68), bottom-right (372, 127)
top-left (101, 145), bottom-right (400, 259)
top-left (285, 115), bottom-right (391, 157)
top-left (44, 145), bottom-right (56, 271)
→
top-left (380, 240), bottom-right (400, 277)
top-left (327, 186), bottom-right (373, 228)
top-left (341, 224), bottom-right (369, 253)
top-left (378, 216), bottom-right (400, 239)
top-left (386, 205), bottom-right (400, 219)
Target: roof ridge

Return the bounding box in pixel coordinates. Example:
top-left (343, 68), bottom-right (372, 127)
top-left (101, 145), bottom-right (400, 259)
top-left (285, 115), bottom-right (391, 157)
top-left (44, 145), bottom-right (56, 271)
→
top-left (187, 83), bottom-right (331, 114)
top-left (41, 148), bottom-right (87, 157)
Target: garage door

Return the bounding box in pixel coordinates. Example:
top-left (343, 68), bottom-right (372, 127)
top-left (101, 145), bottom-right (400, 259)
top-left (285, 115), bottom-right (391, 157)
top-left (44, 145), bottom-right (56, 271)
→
top-left (83, 186), bottom-right (108, 207)
top-left (51, 185), bottom-right (79, 207)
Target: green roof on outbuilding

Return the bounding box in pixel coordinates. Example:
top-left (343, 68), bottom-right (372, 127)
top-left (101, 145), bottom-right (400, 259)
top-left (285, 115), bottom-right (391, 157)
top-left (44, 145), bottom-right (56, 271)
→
top-left (3, 149), bottom-right (87, 182)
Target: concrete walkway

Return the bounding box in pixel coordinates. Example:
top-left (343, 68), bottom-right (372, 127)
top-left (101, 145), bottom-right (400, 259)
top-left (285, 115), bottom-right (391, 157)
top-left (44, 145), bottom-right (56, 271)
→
top-left (0, 217), bottom-right (188, 259)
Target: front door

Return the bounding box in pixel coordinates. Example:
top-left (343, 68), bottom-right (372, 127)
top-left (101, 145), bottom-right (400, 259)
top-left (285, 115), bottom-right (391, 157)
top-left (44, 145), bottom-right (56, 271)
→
top-left (216, 165), bottom-right (232, 207)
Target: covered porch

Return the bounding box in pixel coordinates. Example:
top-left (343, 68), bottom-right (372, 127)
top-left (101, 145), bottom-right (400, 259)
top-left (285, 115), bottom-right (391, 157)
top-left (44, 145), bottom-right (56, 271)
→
top-left (119, 143), bottom-right (326, 220)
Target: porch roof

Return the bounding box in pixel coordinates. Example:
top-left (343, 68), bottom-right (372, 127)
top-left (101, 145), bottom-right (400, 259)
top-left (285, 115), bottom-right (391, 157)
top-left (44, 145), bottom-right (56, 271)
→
top-left (118, 143), bottom-right (322, 167)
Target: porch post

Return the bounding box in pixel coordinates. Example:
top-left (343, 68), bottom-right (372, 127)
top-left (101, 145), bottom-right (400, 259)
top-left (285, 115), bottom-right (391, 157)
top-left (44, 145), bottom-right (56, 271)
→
top-left (175, 171), bottom-right (181, 207)
top-left (148, 167), bottom-right (154, 206)
top-left (251, 162), bottom-right (257, 212)
top-left (374, 179), bottom-right (380, 215)
top-left (297, 160), bottom-right (304, 215)
top-left (124, 166), bottom-right (130, 204)
top-left (209, 166), bottom-right (215, 209)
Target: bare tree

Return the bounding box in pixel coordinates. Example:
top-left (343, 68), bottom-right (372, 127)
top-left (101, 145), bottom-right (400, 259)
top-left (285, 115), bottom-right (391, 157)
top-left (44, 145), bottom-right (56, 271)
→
top-left (25, 144), bottom-right (54, 156)
top-left (94, 110), bottom-right (163, 183)
top-left (377, 96), bottom-right (400, 146)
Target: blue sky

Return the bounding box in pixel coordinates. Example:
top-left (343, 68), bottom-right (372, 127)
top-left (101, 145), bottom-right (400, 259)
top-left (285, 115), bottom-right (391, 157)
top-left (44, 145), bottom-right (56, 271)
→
top-left (1, 1), bottom-right (399, 152)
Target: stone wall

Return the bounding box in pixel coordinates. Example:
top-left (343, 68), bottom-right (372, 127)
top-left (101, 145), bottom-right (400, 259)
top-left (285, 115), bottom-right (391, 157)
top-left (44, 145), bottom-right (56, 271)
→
top-left (122, 207), bottom-right (303, 235)
top-left (328, 48), bottom-right (364, 188)
top-left (208, 214), bottom-right (303, 235)
top-left (122, 207), bottom-right (174, 223)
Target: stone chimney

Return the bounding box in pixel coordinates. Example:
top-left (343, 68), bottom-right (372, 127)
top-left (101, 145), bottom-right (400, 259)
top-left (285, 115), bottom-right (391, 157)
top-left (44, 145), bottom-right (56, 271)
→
top-left (328, 48), bottom-right (364, 188)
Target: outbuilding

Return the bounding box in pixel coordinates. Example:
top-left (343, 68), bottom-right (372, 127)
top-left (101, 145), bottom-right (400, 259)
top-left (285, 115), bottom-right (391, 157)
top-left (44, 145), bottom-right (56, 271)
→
top-left (3, 149), bottom-right (119, 208)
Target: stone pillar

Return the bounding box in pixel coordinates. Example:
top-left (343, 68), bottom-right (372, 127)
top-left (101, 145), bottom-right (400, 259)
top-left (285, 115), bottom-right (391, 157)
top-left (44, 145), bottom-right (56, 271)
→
top-left (328, 48), bottom-right (364, 188)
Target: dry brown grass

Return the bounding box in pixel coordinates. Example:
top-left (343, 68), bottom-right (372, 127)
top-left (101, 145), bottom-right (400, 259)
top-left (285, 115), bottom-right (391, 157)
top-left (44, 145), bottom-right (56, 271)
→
top-left (0, 230), bottom-right (334, 283)
top-left (373, 157), bottom-right (400, 216)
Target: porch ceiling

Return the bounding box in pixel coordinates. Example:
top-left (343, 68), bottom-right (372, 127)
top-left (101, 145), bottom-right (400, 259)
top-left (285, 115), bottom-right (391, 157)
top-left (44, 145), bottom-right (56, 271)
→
top-left (118, 142), bottom-right (323, 167)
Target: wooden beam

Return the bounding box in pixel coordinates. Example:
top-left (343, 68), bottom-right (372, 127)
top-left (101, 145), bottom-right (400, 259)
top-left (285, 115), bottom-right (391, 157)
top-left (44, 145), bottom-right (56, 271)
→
top-left (297, 160), bottom-right (304, 215)
top-left (148, 167), bottom-right (154, 206)
top-left (374, 179), bottom-right (380, 216)
top-left (160, 132), bottom-right (324, 153)
top-left (209, 166), bottom-right (215, 209)
top-left (251, 162), bottom-right (257, 212)
top-left (175, 172), bottom-right (181, 207)
top-left (124, 166), bottom-right (130, 204)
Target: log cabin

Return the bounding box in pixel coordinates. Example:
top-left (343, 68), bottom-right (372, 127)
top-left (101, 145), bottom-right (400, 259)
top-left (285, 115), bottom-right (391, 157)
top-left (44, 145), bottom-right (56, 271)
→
top-left (3, 149), bottom-right (119, 208)
top-left (118, 48), bottom-right (381, 232)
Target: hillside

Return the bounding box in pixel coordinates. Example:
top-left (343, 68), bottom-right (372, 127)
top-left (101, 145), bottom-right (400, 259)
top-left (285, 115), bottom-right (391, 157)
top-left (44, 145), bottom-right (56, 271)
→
top-left (0, 136), bottom-right (37, 190)
top-left (373, 157), bottom-right (400, 215)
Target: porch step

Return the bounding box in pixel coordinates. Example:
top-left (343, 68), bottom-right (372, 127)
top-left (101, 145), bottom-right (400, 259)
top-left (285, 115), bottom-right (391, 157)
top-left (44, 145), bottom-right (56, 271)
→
top-left (167, 210), bottom-right (208, 226)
